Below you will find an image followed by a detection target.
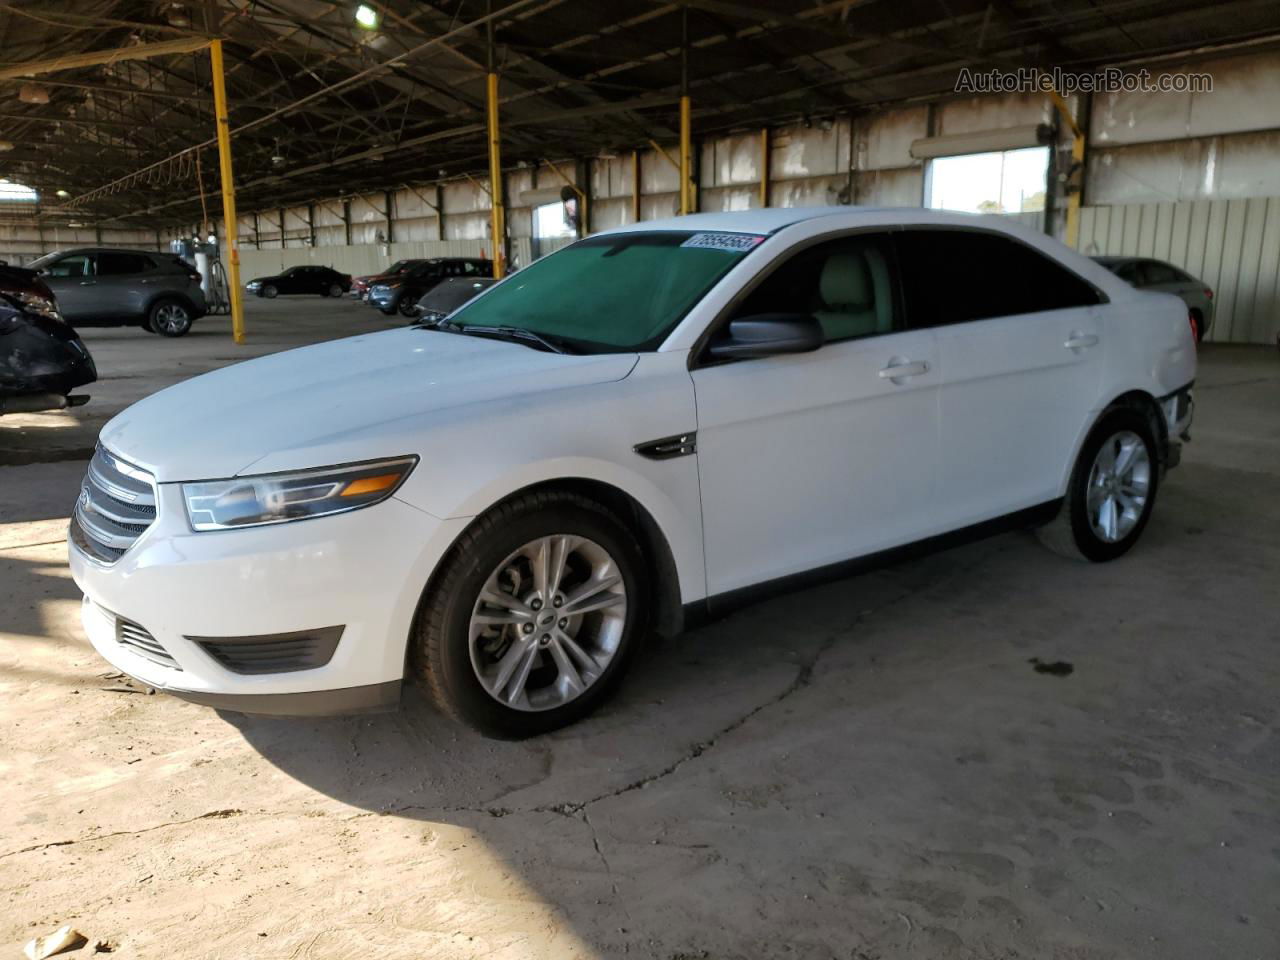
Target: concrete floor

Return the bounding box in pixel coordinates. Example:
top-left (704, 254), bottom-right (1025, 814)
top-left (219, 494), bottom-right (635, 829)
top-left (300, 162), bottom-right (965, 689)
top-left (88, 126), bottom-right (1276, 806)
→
top-left (1, 300), bottom-right (1277, 959)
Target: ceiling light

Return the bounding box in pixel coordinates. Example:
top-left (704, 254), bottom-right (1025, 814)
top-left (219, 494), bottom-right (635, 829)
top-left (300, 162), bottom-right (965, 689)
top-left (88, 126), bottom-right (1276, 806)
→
top-left (68, 221), bottom-right (84, 228)
top-left (18, 84), bottom-right (49, 104)
top-left (354, 4), bottom-right (380, 29)
top-left (0, 141), bottom-right (13, 152)
top-left (56, 189), bottom-right (70, 198)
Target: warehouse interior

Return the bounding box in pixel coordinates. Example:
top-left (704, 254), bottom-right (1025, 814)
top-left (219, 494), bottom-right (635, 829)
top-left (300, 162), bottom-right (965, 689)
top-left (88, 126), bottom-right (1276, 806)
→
top-left (2, 2), bottom-right (1279, 958)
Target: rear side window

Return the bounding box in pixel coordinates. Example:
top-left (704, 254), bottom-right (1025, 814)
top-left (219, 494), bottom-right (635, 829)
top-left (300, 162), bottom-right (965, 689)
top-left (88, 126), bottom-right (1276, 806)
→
top-left (97, 252), bottom-right (152, 275)
top-left (1140, 261), bottom-right (1181, 285)
top-left (896, 230), bottom-right (1101, 328)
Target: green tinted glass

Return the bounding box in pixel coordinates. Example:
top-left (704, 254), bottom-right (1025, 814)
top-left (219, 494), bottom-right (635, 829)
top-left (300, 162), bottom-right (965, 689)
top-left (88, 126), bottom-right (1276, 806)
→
top-left (449, 232), bottom-right (760, 351)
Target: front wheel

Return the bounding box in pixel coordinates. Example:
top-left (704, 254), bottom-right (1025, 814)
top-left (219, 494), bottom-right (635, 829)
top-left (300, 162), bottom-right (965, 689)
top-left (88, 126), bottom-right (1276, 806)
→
top-left (262, 284), bottom-right (278, 299)
top-left (398, 296), bottom-right (419, 318)
top-left (413, 491), bottom-right (647, 738)
top-left (148, 299), bottom-right (193, 337)
top-left (1037, 408), bottom-right (1159, 562)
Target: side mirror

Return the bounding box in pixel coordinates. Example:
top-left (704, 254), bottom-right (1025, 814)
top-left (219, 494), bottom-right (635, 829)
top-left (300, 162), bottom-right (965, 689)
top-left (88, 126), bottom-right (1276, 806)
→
top-left (707, 313), bottom-right (824, 361)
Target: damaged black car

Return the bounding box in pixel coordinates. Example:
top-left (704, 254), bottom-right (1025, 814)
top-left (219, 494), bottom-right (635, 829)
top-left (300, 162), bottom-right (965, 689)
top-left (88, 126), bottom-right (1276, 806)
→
top-left (0, 263), bottom-right (97, 415)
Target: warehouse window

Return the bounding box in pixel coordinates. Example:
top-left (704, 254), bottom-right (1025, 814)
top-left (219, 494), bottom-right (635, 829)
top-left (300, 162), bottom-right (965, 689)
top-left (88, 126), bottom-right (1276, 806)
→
top-left (0, 180), bottom-right (38, 203)
top-left (925, 146), bottom-right (1047, 215)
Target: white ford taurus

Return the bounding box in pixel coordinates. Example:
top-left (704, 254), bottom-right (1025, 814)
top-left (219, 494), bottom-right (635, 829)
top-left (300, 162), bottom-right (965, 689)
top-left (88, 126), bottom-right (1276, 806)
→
top-left (69, 208), bottom-right (1195, 736)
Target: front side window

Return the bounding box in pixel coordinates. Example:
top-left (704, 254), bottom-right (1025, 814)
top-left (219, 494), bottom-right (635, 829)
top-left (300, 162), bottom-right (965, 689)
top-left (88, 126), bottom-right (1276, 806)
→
top-left (43, 254), bottom-right (93, 277)
top-left (895, 230), bottom-right (1101, 328)
top-left (448, 231), bottom-right (762, 352)
top-left (733, 233), bottom-right (899, 343)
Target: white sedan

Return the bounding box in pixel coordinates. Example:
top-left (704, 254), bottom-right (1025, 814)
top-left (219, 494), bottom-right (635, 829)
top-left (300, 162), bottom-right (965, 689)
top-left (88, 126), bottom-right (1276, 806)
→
top-left (68, 208), bottom-right (1195, 737)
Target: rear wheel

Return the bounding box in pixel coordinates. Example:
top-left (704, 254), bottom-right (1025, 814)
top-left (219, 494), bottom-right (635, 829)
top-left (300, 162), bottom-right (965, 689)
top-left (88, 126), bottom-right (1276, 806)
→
top-left (148, 299), bottom-right (193, 337)
top-left (328, 283), bottom-right (344, 298)
top-left (413, 491), bottom-right (647, 738)
top-left (1036, 408), bottom-right (1159, 562)
top-left (398, 296), bottom-right (419, 318)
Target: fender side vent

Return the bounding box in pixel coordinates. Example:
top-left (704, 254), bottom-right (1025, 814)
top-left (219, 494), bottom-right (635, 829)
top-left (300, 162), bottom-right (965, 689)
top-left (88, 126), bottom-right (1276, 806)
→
top-left (634, 432), bottom-right (696, 460)
top-left (190, 626), bottom-right (344, 675)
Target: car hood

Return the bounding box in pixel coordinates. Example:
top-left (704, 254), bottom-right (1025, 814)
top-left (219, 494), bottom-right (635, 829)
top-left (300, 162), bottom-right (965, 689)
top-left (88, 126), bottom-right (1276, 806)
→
top-left (100, 328), bottom-right (639, 482)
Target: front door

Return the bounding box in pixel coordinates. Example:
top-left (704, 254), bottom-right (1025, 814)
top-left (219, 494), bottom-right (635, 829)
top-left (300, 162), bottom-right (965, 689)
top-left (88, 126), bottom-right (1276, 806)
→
top-left (692, 232), bottom-right (941, 597)
top-left (40, 253), bottom-right (98, 321)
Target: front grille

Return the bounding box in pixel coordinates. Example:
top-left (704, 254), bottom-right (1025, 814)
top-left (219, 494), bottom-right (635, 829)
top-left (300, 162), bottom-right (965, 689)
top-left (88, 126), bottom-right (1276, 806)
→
top-left (115, 615), bottom-right (181, 670)
top-left (191, 627), bottom-right (344, 675)
top-left (70, 445), bottom-right (157, 564)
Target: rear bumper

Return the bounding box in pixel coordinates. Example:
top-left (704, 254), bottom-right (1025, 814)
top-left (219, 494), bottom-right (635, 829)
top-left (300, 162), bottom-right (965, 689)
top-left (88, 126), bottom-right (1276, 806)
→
top-left (1160, 381), bottom-right (1194, 470)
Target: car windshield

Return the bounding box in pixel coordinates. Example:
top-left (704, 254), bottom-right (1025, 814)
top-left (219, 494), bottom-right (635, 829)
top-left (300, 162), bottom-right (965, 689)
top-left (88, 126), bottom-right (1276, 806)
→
top-left (386, 260), bottom-right (414, 274)
top-left (446, 231), bottom-right (763, 352)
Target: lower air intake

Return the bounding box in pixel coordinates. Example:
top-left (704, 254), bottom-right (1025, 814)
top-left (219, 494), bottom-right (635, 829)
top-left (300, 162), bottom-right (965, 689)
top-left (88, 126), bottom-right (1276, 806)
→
top-left (191, 627), bottom-right (343, 675)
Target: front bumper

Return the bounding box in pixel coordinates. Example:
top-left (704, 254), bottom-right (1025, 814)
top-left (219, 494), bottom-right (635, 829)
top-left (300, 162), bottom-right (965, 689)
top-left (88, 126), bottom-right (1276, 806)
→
top-left (367, 290), bottom-right (398, 310)
top-left (70, 486), bottom-right (469, 716)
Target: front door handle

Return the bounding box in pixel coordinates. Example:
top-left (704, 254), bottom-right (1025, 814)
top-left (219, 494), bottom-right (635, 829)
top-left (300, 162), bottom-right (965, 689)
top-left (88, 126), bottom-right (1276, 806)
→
top-left (879, 359), bottom-right (930, 381)
top-left (1064, 332), bottom-right (1099, 350)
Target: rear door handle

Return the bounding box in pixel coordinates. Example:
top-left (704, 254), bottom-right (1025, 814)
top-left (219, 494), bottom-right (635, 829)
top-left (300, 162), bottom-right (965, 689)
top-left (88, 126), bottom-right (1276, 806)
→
top-left (878, 360), bottom-right (930, 381)
top-left (1064, 333), bottom-right (1099, 350)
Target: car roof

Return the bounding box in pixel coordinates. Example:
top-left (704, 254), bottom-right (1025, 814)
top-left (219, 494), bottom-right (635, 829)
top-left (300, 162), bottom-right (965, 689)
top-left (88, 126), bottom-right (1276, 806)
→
top-left (600, 206), bottom-right (1053, 236)
top-left (42, 247), bottom-right (164, 257)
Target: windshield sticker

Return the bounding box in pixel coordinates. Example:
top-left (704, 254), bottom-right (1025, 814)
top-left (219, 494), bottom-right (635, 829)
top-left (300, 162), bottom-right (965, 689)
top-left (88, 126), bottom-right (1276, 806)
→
top-left (680, 232), bottom-right (766, 252)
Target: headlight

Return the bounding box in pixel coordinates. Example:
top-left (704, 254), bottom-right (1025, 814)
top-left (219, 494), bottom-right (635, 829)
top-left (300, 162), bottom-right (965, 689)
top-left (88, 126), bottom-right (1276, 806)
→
top-left (182, 457), bottom-right (417, 531)
top-left (16, 292), bottom-right (63, 322)
top-left (246, 281), bottom-right (261, 289)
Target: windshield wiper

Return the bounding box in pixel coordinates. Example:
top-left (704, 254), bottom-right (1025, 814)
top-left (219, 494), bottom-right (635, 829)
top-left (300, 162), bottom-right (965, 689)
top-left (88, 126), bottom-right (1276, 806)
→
top-left (419, 319), bottom-right (574, 354)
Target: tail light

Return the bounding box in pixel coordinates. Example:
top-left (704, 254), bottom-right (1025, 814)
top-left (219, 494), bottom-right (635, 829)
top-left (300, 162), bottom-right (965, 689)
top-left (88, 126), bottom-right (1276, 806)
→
top-left (1204, 288), bottom-right (1213, 299)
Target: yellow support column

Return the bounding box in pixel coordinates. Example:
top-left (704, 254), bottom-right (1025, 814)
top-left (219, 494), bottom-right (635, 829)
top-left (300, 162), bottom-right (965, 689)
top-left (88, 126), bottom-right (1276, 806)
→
top-left (209, 39), bottom-right (245, 344)
top-left (679, 95), bottom-right (692, 215)
top-left (486, 71), bottom-right (505, 279)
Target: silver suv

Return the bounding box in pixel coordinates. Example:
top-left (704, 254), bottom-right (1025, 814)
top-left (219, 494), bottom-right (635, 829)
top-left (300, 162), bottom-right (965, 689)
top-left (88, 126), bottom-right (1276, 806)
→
top-left (30, 248), bottom-right (208, 337)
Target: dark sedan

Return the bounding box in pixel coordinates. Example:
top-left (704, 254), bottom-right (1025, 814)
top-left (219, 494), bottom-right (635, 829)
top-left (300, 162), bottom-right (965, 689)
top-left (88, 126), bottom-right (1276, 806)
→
top-left (245, 265), bottom-right (352, 299)
top-left (411, 277), bottom-right (496, 323)
top-left (367, 258), bottom-right (492, 317)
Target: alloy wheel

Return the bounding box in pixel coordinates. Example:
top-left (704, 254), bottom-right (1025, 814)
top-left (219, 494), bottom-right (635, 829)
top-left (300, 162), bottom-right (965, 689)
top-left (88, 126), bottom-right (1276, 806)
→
top-left (1086, 429), bottom-right (1151, 543)
top-left (154, 303), bottom-right (190, 335)
top-left (468, 535), bottom-right (627, 712)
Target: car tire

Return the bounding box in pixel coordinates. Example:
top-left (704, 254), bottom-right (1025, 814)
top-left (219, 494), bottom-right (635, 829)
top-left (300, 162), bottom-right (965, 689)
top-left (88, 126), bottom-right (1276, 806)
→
top-left (1036, 407), bottom-right (1159, 563)
top-left (412, 490), bottom-right (648, 738)
top-left (262, 284), bottom-right (278, 299)
top-left (398, 297), bottom-right (419, 318)
top-left (148, 298), bottom-right (193, 337)
top-left (328, 283), bottom-right (344, 298)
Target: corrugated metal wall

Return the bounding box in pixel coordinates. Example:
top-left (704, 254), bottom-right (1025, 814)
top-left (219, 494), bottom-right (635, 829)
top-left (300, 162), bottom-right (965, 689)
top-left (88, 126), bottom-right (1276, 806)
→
top-left (1075, 198), bottom-right (1280, 344)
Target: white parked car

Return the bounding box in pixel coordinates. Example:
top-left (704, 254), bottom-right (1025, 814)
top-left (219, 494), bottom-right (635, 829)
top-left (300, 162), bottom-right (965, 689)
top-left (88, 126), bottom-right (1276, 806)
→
top-left (69, 208), bottom-right (1196, 737)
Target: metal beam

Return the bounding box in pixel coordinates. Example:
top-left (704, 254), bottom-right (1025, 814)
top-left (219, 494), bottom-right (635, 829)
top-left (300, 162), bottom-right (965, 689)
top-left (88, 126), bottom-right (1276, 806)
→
top-left (0, 37), bottom-right (214, 81)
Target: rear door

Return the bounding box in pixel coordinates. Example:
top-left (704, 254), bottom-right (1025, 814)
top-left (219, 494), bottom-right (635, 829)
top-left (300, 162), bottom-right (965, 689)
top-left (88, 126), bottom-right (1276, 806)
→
top-left (692, 230), bottom-right (942, 596)
top-left (895, 228), bottom-right (1107, 529)
top-left (94, 251), bottom-right (155, 319)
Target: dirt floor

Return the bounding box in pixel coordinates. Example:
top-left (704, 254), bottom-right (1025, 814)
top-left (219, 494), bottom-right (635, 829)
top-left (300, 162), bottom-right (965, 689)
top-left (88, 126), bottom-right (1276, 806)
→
top-left (2, 301), bottom-right (1278, 959)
